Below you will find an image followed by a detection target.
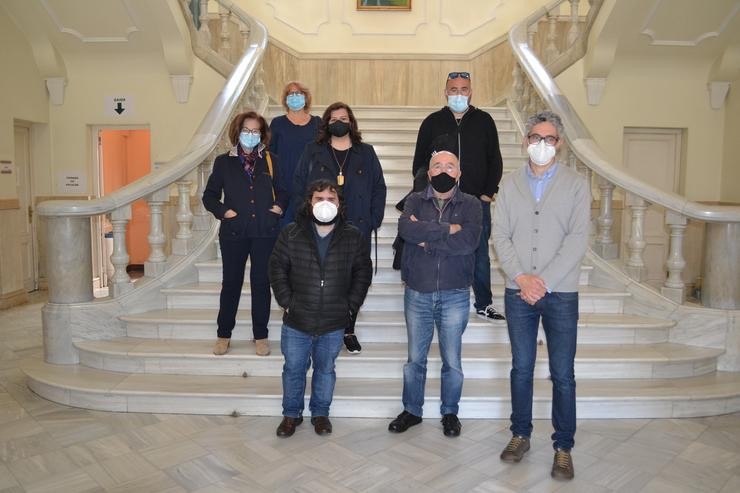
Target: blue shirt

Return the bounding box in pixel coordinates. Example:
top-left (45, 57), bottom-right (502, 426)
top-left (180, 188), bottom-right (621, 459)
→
top-left (526, 162), bottom-right (558, 203)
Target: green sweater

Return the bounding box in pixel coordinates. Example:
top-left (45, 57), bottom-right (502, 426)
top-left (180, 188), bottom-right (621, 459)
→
top-left (492, 162), bottom-right (591, 292)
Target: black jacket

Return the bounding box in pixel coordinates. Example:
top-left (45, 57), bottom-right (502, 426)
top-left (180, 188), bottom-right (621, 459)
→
top-left (293, 141), bottom-right (386, 240)
top-left (411, 106), bottom-right (503, 198)
top-left (269, 216), bottom-right (372, 335)
top-left (202, 147), bottom-right (288, 239)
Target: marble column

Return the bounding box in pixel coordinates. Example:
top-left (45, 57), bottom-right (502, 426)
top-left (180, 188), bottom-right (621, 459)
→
top-left (702, 221), bottom-right (740, 310)
top-left (42, 216), bottom-right (93, 364)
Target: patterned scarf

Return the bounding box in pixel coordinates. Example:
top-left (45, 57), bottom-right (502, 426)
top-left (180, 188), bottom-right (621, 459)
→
top-left (238, 145), bottom-right (258, 178)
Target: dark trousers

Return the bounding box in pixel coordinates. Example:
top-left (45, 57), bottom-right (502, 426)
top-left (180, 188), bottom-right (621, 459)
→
top-left (217, 236), bottom-right (276, 340)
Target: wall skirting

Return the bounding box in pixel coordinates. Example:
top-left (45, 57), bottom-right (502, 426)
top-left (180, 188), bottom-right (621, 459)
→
top-left (0, 199), bottom-right (20, 210)
top-left (0, 289), bottom-right (28, 310)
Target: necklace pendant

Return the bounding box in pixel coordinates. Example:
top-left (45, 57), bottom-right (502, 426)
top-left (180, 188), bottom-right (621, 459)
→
top-left (337, 173), bottom-right (345, 186)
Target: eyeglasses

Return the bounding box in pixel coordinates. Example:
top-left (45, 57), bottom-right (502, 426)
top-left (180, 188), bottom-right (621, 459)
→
top-left (287, 91), bottom-right (303, 97)
top-left (241, 129), bottom-right (261, 136)
top-left (527, 134), bottom-right (559, 145)
top-left (448, 72), bottom-right (470, 80)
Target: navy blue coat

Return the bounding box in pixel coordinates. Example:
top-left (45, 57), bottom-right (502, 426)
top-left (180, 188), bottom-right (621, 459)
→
top-left (293, 141), bottom-right (387, 240)
top-left (202, 147), bottom-right (288, 239)
top-left (399, 185), bottom-right (482, 292)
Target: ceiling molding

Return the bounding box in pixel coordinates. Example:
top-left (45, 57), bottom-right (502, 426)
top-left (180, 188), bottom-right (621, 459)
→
top-left (640, 0), bottom-right (740, 47)
top-left (40, 0), bottom-right (140, 43)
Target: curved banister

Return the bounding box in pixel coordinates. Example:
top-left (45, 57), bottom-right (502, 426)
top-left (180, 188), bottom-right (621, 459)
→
top-left (509, 7), bottom-right (740, 223)
top-left (38, 2), bottom-right (268, 218)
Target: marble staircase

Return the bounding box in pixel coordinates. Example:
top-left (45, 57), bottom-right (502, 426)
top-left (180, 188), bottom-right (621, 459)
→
top-left (23, 105), bottom-right (740, 419)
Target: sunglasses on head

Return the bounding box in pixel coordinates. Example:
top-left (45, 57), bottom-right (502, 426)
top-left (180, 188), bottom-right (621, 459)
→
top-left (448, 72), bottom-right (470, 80)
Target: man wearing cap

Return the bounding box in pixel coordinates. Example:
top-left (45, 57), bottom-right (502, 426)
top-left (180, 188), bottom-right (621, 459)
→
top-left (412, 71), bottom-right (505, 322)
top-left (388, 142), bottom-right (481, 437)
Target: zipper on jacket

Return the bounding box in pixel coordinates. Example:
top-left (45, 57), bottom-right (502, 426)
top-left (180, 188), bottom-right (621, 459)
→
top-left (433, 197), bottom-right (452, 293)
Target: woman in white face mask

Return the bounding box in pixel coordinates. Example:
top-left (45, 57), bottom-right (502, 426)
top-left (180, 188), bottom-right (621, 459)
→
top-left (202, 111), bottom-right (289, 357)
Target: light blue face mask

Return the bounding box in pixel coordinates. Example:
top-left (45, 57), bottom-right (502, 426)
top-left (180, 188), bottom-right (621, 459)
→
top-left (239, 132), bottom-right (261, 150)
top-left (286, 93), bottom-right (306, 111)
top-left (447, 94), bottom-right (469, 114)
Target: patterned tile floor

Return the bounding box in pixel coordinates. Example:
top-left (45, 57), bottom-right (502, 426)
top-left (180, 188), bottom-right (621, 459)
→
top-left (1, 295), bottom-right (739, 492)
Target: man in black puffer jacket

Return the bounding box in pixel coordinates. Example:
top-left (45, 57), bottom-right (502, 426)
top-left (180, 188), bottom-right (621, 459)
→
top-left (269, 179), bottom-right (372, 438)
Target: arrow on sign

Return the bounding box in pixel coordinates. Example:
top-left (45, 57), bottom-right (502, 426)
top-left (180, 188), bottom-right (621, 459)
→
top-left (114, 102), bottom-right (125, 114)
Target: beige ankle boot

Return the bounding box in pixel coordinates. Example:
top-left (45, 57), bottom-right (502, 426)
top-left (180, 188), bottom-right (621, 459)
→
top-left (213, 337), bottom-right (230, 355)
top-left (255, 338), bottom-right (271, 356)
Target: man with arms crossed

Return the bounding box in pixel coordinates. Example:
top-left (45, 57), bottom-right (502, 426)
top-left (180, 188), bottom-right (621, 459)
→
top-left (412, 71), bottom-right (505, 321)
top-left (492, 111), bottom-right (590, 480)
top-left (388, 141), bottom-right (481, 437)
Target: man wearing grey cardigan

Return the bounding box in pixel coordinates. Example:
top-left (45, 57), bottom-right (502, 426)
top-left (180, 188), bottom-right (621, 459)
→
top-left (492, 111), bottom-right (590, 481)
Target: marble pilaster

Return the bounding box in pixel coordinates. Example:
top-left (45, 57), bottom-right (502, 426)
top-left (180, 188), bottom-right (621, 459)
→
top-left (702, 222), bottom-right (739, 310)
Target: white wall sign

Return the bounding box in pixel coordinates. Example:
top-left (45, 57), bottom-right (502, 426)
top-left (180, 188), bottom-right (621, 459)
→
top-left (105, 95), bottom-right (134, 117)
top-left (0, 160), bottom-right (12, 175)
top-left (57, 172), bottom-right (88, 194)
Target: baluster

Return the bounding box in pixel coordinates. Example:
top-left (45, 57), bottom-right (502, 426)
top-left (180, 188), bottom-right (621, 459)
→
top-left (593, 177), bottom-right (618, 258)
top-left (172, 180), bottom-right (194, 255)
top-left (567, 0), bottom-right (580, 47)
top-left (193, 160), bottom-right (213, 231)
top-left (239, 19), bottom-right (250, 54)
top-left (625, 193), bottom-right (648, 281)
top-left (110, 206), bottom-right (133, 297)
top-left (145, 188), bottom-right (169, 277)
top-left (545, 10), bottom-right (559, 64)
top-left (511, 63), bottom-right (523, 110)
top-left (219, 6), bottom-right (231, 59)
top-left (198, 0), bottom-right (211, 45)
top-left (527, 22), bottom-right (538, 56)
top-left (661, 211), bottom-right (687, 303)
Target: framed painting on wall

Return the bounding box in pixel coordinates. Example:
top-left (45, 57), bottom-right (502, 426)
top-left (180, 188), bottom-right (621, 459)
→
top-left (357, 0), bottom-right (412, 11)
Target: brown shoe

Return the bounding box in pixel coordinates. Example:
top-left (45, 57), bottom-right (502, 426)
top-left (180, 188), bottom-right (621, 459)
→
top-left (213, 337), bottom-right (230, 355)
top-left (310, 416), bottom-right (332, 435)
top-left (551, 448), bottom-right (574, 480)
top-left (276, 416), bottom-right (303, 437)
top-left (500, 435), bottom-right (530, 462)
top-left (255, 338), bottom-right (270, 356)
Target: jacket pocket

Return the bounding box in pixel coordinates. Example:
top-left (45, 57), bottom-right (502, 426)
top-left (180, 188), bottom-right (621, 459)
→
top-left (219, 215), bottom-right (244, 238)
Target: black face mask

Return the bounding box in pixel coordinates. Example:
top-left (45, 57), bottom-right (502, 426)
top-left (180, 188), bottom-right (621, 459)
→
top-left (430, 172), bottom-right (456, 193)
top-left (328, 121), bottom-right (350, 137)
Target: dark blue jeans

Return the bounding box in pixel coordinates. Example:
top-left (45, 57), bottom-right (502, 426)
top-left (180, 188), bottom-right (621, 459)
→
top-left (504, 288), bottom-right (578, 450)
top-left (473, 201), bottom-right (492, 311)
top-left (217, 236), bottom-right (275, 340)
top-left (280, 324), bottom-right (345, 418)
top-left (402, 287), bottom-right (469, 416)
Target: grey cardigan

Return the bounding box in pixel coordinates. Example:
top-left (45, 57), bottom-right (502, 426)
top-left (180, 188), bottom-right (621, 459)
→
top-left (492, 162), bottom-right (591, 292)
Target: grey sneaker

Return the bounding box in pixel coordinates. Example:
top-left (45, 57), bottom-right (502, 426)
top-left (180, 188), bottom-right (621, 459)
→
top-left (500, 435), bottom-right (530, 462)
top-left (551, 448), bottom-right (574, 480)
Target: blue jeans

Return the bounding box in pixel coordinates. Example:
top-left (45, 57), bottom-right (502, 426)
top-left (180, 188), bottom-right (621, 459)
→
top-left (473, 201), bottom-right (492, 310)
top-left (504, 288), bottom-right (578, 450)
top-left (280, 324), bottom-right (344, 418)
top-left (402, 287), bottom-right (469, 416)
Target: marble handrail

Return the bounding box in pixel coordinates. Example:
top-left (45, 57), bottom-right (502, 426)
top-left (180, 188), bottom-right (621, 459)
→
top-left (508, 5), bottom-right (740, 224)
top-left (37, 2), bottom-right (267, 218)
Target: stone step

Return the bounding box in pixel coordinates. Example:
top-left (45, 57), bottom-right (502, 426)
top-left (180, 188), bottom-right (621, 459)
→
top-left (161, 283), bottom-right (629, 313)
top-left (24, 360), bottom-right (740, 418)
top-left (379, 156), bottom-right (527, 174)
top-left (75, 338), bottom-right (719, 380)
top-left (362, 127), bottom-right (521, 144)
top-left (194, 258), bottom-right (593, 285)
top-left (122, 310), bottom-right (674, 345)
top-left (267, 105), bottom-right (511, 122)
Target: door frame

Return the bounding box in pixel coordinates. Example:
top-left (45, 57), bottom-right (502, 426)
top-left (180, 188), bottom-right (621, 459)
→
top-left (89, 124), bottom-right (150, 291)
top-left (14, 121), bottom-right (38, 292)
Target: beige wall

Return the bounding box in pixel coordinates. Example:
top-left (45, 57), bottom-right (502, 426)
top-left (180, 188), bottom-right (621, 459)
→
top-left (722, 77), bottom-right (740, 203)
top-left (235, 0), bottom-right (553, 55)
top-left (42, 54), bottom-right (222, 197)
top-left (556, 57), bottom-right (726, 202)
top-left (0, 9), bottom-right (48, 199)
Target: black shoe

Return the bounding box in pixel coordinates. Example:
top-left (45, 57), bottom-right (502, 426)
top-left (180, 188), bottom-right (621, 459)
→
top-left (310, 416), bottom-right (332, 435)
top-left (388, 411), bottom-right (422, 433)
top-left (276, 416), bottom-right (303, 437)
top-left (344, 334), bottom-right (362, 354)
top-left (441, 414), bottom-right (461, 437)
top-left (476, 304), bottom-right (506, 321)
